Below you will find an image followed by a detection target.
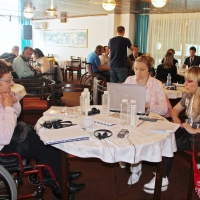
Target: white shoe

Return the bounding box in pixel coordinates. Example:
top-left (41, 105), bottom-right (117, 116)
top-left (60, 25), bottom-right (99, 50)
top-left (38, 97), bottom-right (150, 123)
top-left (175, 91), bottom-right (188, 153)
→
top-left (130, 162), bottom-right (142, 173)
top-left (119, 162), bottom-right (127, 168)
top-left (143, 176), bottom-right (169, 194)
top-left (128, 170), bottom-right (142, 185)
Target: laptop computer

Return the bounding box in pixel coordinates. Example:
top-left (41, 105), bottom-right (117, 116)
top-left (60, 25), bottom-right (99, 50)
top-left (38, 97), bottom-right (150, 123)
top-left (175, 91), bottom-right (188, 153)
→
top-left (107, 82), bottom-right (146, 114)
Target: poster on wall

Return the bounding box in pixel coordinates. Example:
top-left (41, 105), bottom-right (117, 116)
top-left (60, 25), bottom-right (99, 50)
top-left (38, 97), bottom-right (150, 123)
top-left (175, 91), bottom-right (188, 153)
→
top-left (44, 29), bottom-right (88, 47)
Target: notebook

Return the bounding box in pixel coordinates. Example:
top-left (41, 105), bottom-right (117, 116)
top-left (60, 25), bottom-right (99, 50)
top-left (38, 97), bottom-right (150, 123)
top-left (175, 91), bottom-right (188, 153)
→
top-left (107, 82), bottom-right (146, 114)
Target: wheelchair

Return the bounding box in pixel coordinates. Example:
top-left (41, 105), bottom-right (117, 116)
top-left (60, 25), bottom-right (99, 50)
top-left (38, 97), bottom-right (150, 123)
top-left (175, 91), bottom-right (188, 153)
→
top-left (79, 63), bottom-right (108, 87)
top-left (0, 152), bottom-right (60, 200)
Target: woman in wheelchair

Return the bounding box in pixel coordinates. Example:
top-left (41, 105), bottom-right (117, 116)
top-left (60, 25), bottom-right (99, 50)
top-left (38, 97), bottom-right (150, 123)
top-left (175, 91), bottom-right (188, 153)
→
top-left (0, 59), bottom-right (84, 200)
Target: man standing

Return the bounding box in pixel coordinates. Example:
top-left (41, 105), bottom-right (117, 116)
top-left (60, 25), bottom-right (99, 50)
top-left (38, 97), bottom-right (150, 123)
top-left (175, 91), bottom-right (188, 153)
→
top-left (12, 46), bottom-right (35, 79)
top-left (128, 45), bottom-right (143, 63)
top-left (108, 26), bottom-right (134, 83)
top-left (182, 46), bottom-right (200, 68)
top-left (86, 45), bottom-right (110, 78)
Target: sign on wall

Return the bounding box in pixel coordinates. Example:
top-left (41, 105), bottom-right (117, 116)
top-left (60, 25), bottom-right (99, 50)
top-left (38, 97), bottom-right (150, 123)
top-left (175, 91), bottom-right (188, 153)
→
top-left (44, 29), bottom-right (88, 48)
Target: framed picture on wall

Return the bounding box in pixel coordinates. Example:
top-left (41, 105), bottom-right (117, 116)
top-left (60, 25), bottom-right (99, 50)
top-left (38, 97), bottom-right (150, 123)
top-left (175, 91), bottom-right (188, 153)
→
top-left (44, 29), bottom-right (88, 48)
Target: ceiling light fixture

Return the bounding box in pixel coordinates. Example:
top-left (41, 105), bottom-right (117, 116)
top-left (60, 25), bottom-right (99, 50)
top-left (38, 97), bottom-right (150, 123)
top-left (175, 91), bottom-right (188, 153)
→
top-left (23, 3), bottom-right (34, 19)
top-left (102, 0), bottom-right (116, 11)
top-left (151, 0), bottom-right (167, 8)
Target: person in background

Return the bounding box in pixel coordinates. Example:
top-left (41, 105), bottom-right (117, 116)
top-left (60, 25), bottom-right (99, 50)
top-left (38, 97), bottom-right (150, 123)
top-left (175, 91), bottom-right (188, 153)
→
top-left (182, 46), bottom-right (200, 68)
top-left (161, 48), bottom-right (178, 66)
top-left (144, 66), bottom-right (200, 194)
top-left (108, 26), bottom-right (134, 83)
top-left (86, 45), bottom-right (110, 78)
top-left (0, 46), bottom-right (19, 63)
top-left (33, 48), bottom-right (50, 74)
top-left (156, 51), bottom-right (177, 83)
top-left (122, 55), bottom-right (168, 185)
top-left (128, 45), bottom-right (143, 63)
top-left (0, 59), bottom-right (85, 200)
top-left (99, 46), bottom-right (109, 66)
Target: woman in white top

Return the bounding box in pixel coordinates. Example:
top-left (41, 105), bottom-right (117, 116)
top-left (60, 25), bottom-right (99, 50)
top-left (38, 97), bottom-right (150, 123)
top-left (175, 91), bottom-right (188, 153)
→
top-left (121, 55), bottom-right (168, 186)
top-left (33, 48), bottom-right (50, 74)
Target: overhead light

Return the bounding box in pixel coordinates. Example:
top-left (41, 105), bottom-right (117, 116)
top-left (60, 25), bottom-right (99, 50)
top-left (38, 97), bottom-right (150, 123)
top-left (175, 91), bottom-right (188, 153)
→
top-left (46, 8), bottom-right (57, 13)
top-left (102, 0), bottom-right (116, 11)
top-left (23, 3), bottom-right (34, 19)
top-left (151, 0), bottom-right (167, 8)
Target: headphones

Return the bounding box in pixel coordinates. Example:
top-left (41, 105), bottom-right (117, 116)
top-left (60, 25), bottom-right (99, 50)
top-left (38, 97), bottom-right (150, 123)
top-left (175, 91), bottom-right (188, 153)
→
top-left (198, 82), bottom-right (200, 87)
top-left (88, 107), bottom-right (100, 116)
top-left (43, 120), bottom-right (72, 129)
top-left (94, 129), bottom-right (113, 140)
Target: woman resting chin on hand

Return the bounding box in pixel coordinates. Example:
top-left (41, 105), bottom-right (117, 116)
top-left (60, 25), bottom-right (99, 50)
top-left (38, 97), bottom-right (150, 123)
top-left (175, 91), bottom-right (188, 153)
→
top-left (1, 93), bottom-right (13, 108)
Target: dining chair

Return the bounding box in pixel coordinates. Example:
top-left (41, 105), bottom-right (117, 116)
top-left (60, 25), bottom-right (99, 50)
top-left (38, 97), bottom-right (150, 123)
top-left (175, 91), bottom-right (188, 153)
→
top-left (65, 57), bottom-right (81, 82)
top-left (50, 83), bottom-right (91, 106)
top-left (177, 133), bottom-right (200, 200)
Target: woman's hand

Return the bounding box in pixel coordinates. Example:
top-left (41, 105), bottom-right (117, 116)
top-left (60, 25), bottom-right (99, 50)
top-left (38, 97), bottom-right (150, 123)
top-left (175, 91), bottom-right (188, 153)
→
top-left (1, 93), bottom-right (13, 108)
top-left (181, 123), bottom-right (196, 134)
top-left (9, 92), bottom-right (18, 104)
top-left (172, 116), bottom-right (181, 124)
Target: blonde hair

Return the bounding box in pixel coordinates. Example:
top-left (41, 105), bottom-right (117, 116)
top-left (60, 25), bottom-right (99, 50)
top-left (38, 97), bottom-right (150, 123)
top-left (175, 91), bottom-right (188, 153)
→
top-left (133, 55), bottom-right (155, 71)
top-left (185, 67), bottom-right (200, 119)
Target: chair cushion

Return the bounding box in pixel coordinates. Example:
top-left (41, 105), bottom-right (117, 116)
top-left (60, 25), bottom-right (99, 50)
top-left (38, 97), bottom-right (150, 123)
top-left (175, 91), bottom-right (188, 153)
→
top-left (67, 67), bottom-right (81, 71)
top-left (23, 98), bottom-right (48, 110)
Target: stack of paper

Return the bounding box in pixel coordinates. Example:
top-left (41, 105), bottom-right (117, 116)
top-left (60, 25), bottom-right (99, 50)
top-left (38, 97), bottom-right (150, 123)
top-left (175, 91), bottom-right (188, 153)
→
top-left (93, 114), bottom-right (120, 127)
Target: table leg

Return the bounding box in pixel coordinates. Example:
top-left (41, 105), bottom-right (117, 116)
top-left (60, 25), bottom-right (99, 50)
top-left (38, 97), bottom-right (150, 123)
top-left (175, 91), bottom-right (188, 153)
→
top-left (153, 158), bottom-right (164, 200)
top-left (60, 150), bottom-right (69, 199)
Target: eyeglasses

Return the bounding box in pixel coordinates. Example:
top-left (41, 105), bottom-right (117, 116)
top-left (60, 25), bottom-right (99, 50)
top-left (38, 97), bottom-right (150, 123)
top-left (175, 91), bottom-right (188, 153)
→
top-left (185, 79), bottom-right (194, 83)
top-left (0, 76), bottom-right (13, 83)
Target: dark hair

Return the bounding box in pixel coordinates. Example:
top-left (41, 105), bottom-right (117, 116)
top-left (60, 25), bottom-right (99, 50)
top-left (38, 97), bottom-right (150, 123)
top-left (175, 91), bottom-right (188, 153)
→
top-left (134, 45), bottom-right (138, 48)
top-left (190, 46), bottom-right (196, 52)
top-left (167, 48), bottom-right (175, 54)
top-left (22, 46), bottom-right (33, 55)
top-left (0, 60), bottom-right (13, 79)
top-left (117, 26), bottom-right (125, 33)
top-left (33, 48), bottom-right (44, 58)
top-left (95, 45), bottom-right (103, 52)
top-left (163, 52), bottom-right (173, 69)
top-left (103, 46), bottom-right (108, 51)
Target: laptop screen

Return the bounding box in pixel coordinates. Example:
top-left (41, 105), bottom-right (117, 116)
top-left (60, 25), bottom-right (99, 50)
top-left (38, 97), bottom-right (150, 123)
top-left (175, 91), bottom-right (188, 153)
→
top-left (107, 82), bottom-right (146, 114)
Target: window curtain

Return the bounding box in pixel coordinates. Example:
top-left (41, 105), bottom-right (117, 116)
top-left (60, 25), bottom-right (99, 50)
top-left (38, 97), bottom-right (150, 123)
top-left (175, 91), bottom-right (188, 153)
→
top-left (134, 15), bottom-right (149, 53)
top-left (147, 13), bottom-right (200, 67)
top-left (18, 0), bottom-right (31, 50)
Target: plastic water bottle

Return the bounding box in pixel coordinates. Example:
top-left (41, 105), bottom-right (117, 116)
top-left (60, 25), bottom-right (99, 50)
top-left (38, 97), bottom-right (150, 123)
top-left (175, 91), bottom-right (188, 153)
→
top-left (84, 88), bottom-right (90, 107)
top-left (102, 91), bottom-right (110, 115)
top-left (80, 91), bottom-right (88, 115)
top-left (120, 99), bottom-right (129, 127)
top-left (130, 100), bottom-right (137, 126)
top-left (166, 73), bottom-right (171, 86)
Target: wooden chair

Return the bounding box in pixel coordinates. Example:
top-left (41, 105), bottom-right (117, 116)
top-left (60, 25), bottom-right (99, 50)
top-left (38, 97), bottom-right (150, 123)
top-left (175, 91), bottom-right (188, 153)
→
top-left (177, 133), bottom-right (200, 200)
top-left (65, 57), bottom-right (81, 82)
top-left (50, 83), bottom-right (91, 106)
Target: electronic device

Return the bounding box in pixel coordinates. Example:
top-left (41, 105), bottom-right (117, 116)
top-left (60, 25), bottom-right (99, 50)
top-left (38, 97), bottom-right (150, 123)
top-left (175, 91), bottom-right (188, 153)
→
top-left (88, 107), bottom-right (100, 116)
top-left (117, 129), bottom-right (129, 138)
top-left (42, 120), bottom-right (73, 129)
top-left (94, 129), bottom-right (113, 140)
top-left (107, 82), bottom-right (146, 114)
top-left (139, 117), bottom-right (157, 122)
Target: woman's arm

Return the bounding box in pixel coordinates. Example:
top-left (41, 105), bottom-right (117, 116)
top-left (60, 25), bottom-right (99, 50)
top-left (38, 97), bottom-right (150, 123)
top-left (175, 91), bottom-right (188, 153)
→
top-left (181, 123), bottom-right (200, 134)
top-left (171, 102), bottom-right (185, 124)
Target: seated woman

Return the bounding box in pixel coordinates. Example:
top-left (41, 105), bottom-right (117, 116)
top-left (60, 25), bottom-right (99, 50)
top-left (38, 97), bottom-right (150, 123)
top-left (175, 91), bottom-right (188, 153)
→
top-left (33, 48), bottom-right (50, 74)
top-left (156, 52), bottom-right (177, 83)
top-left (144, 66), bottom-right (200, 193)
top-left (122, 55), bottom-right (168, 185)
top-left (0, 60), bottom-right (84, 200)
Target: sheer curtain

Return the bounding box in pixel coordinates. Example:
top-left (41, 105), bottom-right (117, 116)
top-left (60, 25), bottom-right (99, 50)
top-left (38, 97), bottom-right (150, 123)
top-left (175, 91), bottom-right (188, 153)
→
top-left (147, 13), bottom-right (200, 67)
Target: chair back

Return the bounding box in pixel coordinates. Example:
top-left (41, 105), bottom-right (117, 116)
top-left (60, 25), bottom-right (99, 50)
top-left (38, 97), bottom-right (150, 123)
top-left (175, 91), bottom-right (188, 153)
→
top-left (50, 83), bottom-right (91, 106)
top-left (71, 58), bottom-right (81, 68)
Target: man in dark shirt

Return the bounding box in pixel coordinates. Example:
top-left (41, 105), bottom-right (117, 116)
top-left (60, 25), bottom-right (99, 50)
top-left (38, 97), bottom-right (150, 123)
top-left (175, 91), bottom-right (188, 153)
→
top-left (108, 26), bottom-right (134, 83)
top-left (182, 46), bottom-right (200, 68)
top-left (128, 45), bottom-right (143, 62)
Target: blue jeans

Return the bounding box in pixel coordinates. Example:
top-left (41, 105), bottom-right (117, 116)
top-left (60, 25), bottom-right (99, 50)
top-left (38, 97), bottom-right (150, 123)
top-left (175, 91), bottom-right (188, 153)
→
top-left (110, 67), bottom-right (128, 83)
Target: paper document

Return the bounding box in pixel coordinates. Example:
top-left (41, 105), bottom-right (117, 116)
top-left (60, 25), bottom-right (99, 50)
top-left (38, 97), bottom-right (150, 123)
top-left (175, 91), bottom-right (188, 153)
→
top-left (93, 114), bottom-right (120, 127)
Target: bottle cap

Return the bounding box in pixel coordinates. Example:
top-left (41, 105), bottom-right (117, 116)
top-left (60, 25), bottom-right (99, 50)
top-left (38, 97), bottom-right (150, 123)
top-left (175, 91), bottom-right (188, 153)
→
top-left (84, 88), bottom-right (89, 92)
top-left (122, 99), bottom-right (128, 103)
top-left (104, 91), bottom-right (108, 94)
top-left (131, 100), bottom-right (136, 104)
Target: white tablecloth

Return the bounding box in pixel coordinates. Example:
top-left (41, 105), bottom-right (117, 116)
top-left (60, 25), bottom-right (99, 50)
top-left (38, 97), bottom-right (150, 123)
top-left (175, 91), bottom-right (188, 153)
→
top-left (56, 59), bottom-right (71, 69)
top-left (11, 84), bottom-right (27, 100)
top-left (177, 68), bottom-right (187, 77)
top-left (36, 108), bottom-right (178, 164)
top-left (165, 85), bottom-right (186, 99)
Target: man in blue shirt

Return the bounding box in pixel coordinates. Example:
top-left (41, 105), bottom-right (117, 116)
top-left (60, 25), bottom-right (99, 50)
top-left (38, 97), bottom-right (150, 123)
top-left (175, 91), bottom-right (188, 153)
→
top-left (86, 45), bottom-right (110, 78)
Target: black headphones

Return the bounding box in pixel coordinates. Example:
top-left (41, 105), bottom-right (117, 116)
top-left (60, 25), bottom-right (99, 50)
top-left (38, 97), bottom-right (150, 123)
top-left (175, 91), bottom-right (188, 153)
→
top-left (88, 107), bottom-right (100, 116)
top-left (198, 82), bottom-right (200, 87)
top-left (43, 120), bottom-right (72, 129)
top-left (94, 129), bottom-right (113, 140)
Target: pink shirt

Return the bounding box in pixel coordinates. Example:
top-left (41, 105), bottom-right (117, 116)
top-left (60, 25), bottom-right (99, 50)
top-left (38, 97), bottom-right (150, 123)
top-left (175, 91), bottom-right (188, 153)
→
top-left (125, 75), bottom-right (168, 115)
top-left (0, 100), bottom-right (21, 150)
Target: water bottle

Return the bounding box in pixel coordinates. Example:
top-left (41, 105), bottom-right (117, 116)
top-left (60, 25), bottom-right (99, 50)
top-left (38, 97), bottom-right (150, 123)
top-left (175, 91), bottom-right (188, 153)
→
top-left (102, 91), bottom-right (110, 115)
top-left (166, 73), bottom-right (171, 86)
top-left (84, 88), bottom-right (90, 107)
top-left (130, 100), bottom-right (137, 126)
top-left (80, 91), bottom-right (88, 115)
top-left (120, 99), bottom-right (129, 127)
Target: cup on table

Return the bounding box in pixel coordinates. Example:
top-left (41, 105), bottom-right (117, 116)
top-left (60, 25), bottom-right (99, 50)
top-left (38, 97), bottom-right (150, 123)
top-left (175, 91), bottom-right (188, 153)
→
top-left (82, 116), bottom-right (93, 128)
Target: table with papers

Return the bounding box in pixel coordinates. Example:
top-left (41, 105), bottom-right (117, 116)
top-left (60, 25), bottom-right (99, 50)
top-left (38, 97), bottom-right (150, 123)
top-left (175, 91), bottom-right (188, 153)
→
top-left (35, 106), bottom-right (179, 200)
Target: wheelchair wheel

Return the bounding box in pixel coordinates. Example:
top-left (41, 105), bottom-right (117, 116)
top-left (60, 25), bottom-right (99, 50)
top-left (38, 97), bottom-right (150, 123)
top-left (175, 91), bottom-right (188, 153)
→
top-left (80, 72), bottom-right (88, 85)
top-left (83, 74), bottom-right (107, 87)
top-left (0, 165), bottom-right (17, 200)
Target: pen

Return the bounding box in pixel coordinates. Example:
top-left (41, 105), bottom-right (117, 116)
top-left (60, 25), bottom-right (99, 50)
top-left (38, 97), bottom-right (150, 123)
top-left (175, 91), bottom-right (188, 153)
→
top-left (136, 121), bottom-right (145, 127)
